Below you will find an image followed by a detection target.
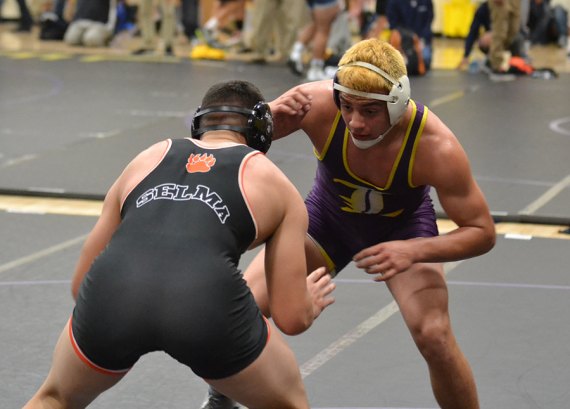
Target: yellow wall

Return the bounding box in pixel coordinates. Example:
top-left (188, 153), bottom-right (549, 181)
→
top-left (433, 0), bottom-right (482, 37)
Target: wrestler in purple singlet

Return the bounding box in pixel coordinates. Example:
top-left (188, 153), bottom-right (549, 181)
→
top-left (306, 100), bottom-right (439, 274)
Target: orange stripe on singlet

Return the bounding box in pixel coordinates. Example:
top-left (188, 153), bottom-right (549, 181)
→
top-left (68, 316), bottom-right (130, 377)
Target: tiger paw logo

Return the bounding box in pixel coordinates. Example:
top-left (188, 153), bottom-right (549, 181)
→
top-left (186, 153), bottom-right (216, 173)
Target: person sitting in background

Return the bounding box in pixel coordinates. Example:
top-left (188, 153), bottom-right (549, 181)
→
top-left (386, 0), bottom-right (434, 71)
top-left (457, 0), bottom-right (527, 71)
top-left (364, 0), bottom-right (389, 39)
top-left (487, 0), bottom-right (521, 73)
top-left (527, 0), bottom-right (568, 48)
top-left (38, 0), bottom-right (71, 41)
top-left (64, 0), bottom-right (117, 47)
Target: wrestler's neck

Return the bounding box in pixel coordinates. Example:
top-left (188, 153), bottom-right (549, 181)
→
top-left (200, 131), bottom-right (246, 147)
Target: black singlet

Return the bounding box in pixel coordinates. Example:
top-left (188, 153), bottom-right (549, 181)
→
top-left (71, 138), bottom-right (268, 379)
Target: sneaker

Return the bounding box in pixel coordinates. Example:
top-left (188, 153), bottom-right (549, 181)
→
top-left (306, 66), bottom-right (330, 81)
top-left (200, 27), bottom-right (224, 49)
top-left (488, 70), bottom-right (516, 82)
top-left (190, 44), bottom-right (226, 60)
top-left (324, 65), bottom-right (338, 78)
top-left (199, 387), bottom-right (240, 409)
top-left (132, 48), bottom-right (154, 56)
top-left (236, 46), bottom-right (253, 54)
top-left (287, 54), bottom-right (304, 76)
top-left (248, 54), bottom-right (267, 64)
top-left (12, 24), bottom-right (31, 33)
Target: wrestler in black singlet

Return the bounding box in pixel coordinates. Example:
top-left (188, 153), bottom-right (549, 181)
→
top-left (71, 138), bottom-right (268, 379)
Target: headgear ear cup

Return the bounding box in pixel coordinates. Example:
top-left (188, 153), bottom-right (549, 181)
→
top-left (190, 106), bottom-right (202, 136)
top-left (332, 61), bottom-right (410, 126)
top-left (333, 72), bottom-right (341, 109)
top-left (386, 74), bottom-right (410, 125)
top-left (190, 103), bottom-right (273, 153)
top-left (246, 102), bottom-right (273, 153)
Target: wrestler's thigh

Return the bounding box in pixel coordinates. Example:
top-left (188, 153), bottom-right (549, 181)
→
top-left (242, 249), bottom-right (269, 312)
top-left (205, 322), bottom-right (308, 409)
top-left (243, 236), bottom-right (330, 313)
top-left (32, 320), bottom-right (125, 408)
top-left (386, 263), bottom-right (449, 329)
top-left (304, 234), bottom-right (331, 273)
top-left (244, 234), bottom-right (329, 281)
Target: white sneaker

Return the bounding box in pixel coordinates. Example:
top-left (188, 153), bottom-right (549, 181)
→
top-left (287, 53), bottom-right (304, 76)
top-left (324, 65), bottom-right (338, 78)
top-left (306, 66), bottom-right (336, 81)
top-left (306, 66), bottom-right (328, 81)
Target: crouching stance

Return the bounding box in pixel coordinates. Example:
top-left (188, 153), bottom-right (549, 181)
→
top-left (23, 80), bottom-right (335, 409)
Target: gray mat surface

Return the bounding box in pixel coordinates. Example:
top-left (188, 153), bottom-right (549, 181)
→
top-left (2, 54), bottom-right (570, 408)
top-left (1, 57), bottom-right (569, 222)
top-left (2, 211), bottom-right (569, 408)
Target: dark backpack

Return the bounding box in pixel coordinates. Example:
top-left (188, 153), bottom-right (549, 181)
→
top-left (39, 12), bottom-right (69, 41)
top-left (389, 28), bottom-right (426, 76)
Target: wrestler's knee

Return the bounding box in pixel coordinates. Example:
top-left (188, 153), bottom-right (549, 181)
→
top-left (25, 386), bottom-right (67, 409)
top-left (410, 316), bottom-right (455, 362)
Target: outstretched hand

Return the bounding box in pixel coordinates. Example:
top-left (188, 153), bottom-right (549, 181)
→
top-left (353, 240), bottom-right (415, 282)
top-left (307, 266), bottom-right (335, 319)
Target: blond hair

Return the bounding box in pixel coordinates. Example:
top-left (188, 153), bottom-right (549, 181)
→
top-left (337, 39), bottom-right (407, 94)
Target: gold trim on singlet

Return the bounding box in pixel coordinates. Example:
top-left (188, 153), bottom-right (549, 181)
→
top-left (314, 111), bottom-right (342, 161)
top-left (340, 100), bottom-right (419, 191)
top-left (307, 233), bottom-right (337, 277)
top-left (408, 104), bottom-right (429, 188)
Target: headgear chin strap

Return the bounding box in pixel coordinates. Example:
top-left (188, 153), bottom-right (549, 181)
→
top-left (191, 102), bottom-right (273, 153)
top-left (351, 122), bottom-right (397, 149)
top-left (333, 61), bottom-right (411, 126)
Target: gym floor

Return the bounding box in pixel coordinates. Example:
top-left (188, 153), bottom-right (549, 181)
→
top-left (1, 21), bottom-right (570, 409)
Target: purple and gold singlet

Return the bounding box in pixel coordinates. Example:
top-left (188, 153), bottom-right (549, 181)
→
top-left (306, 100), bottom-right (439, 274)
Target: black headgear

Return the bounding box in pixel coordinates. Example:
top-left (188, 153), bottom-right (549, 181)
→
top-left (190, 102), bottom-right (273, 153)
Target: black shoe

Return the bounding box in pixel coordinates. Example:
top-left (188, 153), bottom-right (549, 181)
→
top-left (287, 57), bottom-right (304, 76)
top-left (489, 70), bottom-right (516, 82)
top-left (246, 52), bottom-right (267, 65)
top-left (250, 58), bottom-right (266, 65)
top-left (236, 46), bottom-right (253, 54)
top-left (164, 45), bottom-right (174, 56)
top-left (132, 48), bottom-right (154, 56)
top-left (198, 387), bottom-right (240, 409)
top-left (12, 24), bottom-right (31, 33)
